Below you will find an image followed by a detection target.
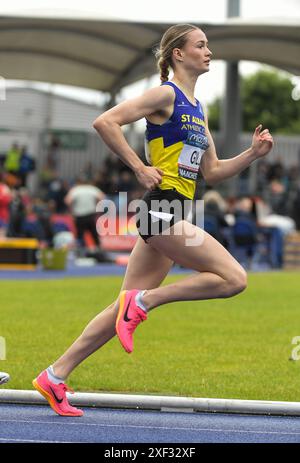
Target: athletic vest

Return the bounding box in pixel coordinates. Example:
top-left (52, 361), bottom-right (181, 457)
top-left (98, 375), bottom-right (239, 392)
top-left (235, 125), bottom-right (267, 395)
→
top-left (144, 81), bottom-right (209, 199)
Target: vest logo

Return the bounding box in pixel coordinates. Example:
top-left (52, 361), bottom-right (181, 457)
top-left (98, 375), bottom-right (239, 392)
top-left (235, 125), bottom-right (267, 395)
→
top-left (177, 101), bottom-right (189, 107)
top-left (186, 131), bottom-right (209, 150)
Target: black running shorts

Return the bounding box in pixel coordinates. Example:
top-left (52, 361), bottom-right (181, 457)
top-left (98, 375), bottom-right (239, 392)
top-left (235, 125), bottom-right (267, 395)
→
top-left (136, 187), bottom-right (192, 243)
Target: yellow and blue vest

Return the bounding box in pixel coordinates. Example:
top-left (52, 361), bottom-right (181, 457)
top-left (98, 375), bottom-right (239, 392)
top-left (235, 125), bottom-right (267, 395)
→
top-left (144, 81), bottom-right (209, 199)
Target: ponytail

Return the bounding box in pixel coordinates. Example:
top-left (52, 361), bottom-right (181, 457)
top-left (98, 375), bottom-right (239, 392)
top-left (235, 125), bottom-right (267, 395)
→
top-left (158, 57), bottom-right (170, 83)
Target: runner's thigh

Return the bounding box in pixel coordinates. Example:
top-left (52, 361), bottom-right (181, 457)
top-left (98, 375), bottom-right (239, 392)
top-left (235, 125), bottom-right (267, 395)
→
top-left (120, 236), bottom-right (174, 291)
top-left (148, 220), bottom-right (245, 280)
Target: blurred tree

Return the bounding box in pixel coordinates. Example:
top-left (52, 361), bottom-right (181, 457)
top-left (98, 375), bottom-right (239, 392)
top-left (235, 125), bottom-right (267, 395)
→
top-left (206, 97), bottom-right (222, 131)
top-left (207, 69), bottom-right (300, 134)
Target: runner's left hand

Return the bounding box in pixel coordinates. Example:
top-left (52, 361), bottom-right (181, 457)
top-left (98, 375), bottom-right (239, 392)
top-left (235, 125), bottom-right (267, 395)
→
top-left (251, 124), bottom-right (274, 158)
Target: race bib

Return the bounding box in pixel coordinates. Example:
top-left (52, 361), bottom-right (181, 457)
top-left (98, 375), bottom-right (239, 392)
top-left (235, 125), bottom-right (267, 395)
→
top-left (178, 131), bottom-right (209, 180)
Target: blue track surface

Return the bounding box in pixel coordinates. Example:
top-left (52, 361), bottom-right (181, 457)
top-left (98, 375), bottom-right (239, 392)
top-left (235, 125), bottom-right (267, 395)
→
top-left (1, 404), bottom-right (300, 443)
top-left (0, 263), bottom-right (190, 280)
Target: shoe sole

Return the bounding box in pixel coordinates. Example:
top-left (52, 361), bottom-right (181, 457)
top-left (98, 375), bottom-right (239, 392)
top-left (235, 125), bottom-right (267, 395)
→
top-left (0, 373), bottom-right (10, 385)
top-left (115, 290), bottom-right (132, 353)
top-left (32, 378), bottom-right (83, 417)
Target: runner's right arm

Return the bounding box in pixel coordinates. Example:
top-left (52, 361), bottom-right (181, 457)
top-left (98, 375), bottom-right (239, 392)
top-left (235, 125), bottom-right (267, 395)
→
top-left (93, 85), bottom-right (175, 190)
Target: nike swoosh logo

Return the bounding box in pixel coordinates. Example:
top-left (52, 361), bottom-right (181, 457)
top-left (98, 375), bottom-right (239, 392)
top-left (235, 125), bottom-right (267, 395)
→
top-left (123, 297), bottom-right (132, 322)
top-left (149, 210), bottom-right (173, 222)
top-left (49, 386), bottom-right (64, 404)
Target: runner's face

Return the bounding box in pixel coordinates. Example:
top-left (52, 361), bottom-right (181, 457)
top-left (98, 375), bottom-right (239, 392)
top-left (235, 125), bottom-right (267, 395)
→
top-left (175, 29), bottom-right (212, 75)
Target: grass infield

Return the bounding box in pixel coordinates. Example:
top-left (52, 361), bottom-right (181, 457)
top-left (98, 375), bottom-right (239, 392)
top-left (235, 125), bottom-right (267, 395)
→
top-left (1, 271), bottom-right (300, 401)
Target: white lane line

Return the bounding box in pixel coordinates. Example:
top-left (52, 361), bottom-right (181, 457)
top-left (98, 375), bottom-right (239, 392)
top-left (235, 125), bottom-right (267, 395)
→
top-left (0, 419), bottom-right (300, 436)
top-left (0, 437), bottom-right (73, 443)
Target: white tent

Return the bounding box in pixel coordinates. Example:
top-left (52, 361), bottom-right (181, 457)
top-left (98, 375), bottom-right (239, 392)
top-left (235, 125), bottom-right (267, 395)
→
top-left (0, 12), bottom-right (299, 95)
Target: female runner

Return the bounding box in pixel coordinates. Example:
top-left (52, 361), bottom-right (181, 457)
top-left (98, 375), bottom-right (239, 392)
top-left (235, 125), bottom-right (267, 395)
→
top-left (33, 24), bottom-right (273, 416)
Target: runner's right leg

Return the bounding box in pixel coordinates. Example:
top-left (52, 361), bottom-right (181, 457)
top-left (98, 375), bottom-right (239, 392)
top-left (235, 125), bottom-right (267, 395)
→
top-left (53, 236), bottom-right (173, 378)
top-left (33, 236), bottom-right (173, 415)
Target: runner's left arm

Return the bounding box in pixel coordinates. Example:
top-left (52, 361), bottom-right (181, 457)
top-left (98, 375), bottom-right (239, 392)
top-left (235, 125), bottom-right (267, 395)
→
top-left (200, 112), bottom-right (274, 186)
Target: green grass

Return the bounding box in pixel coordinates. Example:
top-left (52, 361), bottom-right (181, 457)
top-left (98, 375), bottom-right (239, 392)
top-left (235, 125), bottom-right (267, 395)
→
top-left (1, 272), bottom-right (300, 401)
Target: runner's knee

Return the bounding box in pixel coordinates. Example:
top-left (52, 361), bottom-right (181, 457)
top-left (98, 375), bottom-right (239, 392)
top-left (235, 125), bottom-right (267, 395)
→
top-left (224, 267), bottom-right (248, 297)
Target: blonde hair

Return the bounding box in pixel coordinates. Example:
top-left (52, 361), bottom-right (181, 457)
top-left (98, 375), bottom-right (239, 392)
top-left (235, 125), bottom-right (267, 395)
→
top-left (155, 24), bottom-right (199, 83)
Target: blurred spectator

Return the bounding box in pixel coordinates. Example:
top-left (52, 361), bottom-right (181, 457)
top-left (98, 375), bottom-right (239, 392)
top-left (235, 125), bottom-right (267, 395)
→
top-left (266, 159), bottom-right (286, 183)
top-left (291, 186), bottom-right (300, 230)
top-left (102, 172), bottom-right (119, 206)
top-left (39, 162), bottom-right (56, 199)
top-left (47, 136), bottom-right (60, 171)
top-left (287, 164), bottom-right (300, 191)
top-left (83, 162), bottom-right (94, 179)
top-left (117, 170), bottom-right (136, 193)
top-left (93, 168), bottom-right (115, 195)
top-left (265, 179), bottom-right (289, 216)
top-left (6, 189), bottom-right (26, 237)
top-left (253, 196), bottom-right (290, 268)
top-left (4, 171), bottom-right (21, 189)
top-left (0, 172), bottom-right (12, 224)
top-left (201, 190), bottom-right (229, 247)
top-left (256, 160), bottom-right (269, 195)
top-left (47, 176), bottom-right (69, 213)
top-left (237, 166), bottom-right (250, 196)
top-left (115, 170), bottom-right (138, 216)
top-left (64, 175), bottom-right (105, 255)
top-left (4, 143), bottom-right (21, 188)
top-left (4, 143), bottom-right (21, 174)
top-left (234, 196), bottom-right (257, 221)
top-left (103, 155), bottom-right (121, 175)
top-left (27, 198), bottom-right (55, 246)
top-left (256, 196), bottom-right (296, 235)
top-left (94, 154), bottom-right (138, 210)
top-left (231, 196), bottom-right (259, 267)
top-left (19, 146), bottom-right (35, 187)
top-left (253, 158), bottom-right (300, 223)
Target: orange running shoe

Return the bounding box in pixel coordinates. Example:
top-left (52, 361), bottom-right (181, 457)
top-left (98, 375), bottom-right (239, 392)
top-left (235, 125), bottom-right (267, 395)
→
top-left (115, 289), bottom-right (147, 354)
top-left (32, 370), bottom-right (83, 417)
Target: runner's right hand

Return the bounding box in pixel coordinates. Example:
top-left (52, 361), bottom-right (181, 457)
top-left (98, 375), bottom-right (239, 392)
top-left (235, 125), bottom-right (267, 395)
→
top-left (134, 165), bottom-right (164, 190)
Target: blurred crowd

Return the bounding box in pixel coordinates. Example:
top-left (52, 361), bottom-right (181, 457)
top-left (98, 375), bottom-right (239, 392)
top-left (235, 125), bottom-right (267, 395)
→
top-left (0, 142), bottom-right (300, 268)
top-left (38, 152), bottom-right (145, 214)
top-left (0, 143), bottom-right (35, 189)
top-left (0, 144), bottom-right (144, 259)
top-left (256, 158), bottom-right (300, 229)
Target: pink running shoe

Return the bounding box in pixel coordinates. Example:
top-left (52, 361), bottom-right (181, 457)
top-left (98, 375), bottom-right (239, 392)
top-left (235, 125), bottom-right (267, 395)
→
top-left (32, 370), bottom-right (83, 417)
top-left (115, 289), bottom-right (147, 354)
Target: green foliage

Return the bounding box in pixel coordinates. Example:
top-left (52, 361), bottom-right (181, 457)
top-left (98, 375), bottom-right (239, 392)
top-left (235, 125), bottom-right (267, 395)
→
top-left (1, 272), bottom-right (300, 401)
top-left (206, 97), bottom-right (222, 131)
top-left (207, 68), bottom-right (300, 134)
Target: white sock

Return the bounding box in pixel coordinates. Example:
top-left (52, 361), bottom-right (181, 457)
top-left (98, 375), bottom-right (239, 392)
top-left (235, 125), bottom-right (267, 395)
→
top-left (46, 365), bottom-right (65, 384)
top-left (135, 290), bottom-right (148, 313)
